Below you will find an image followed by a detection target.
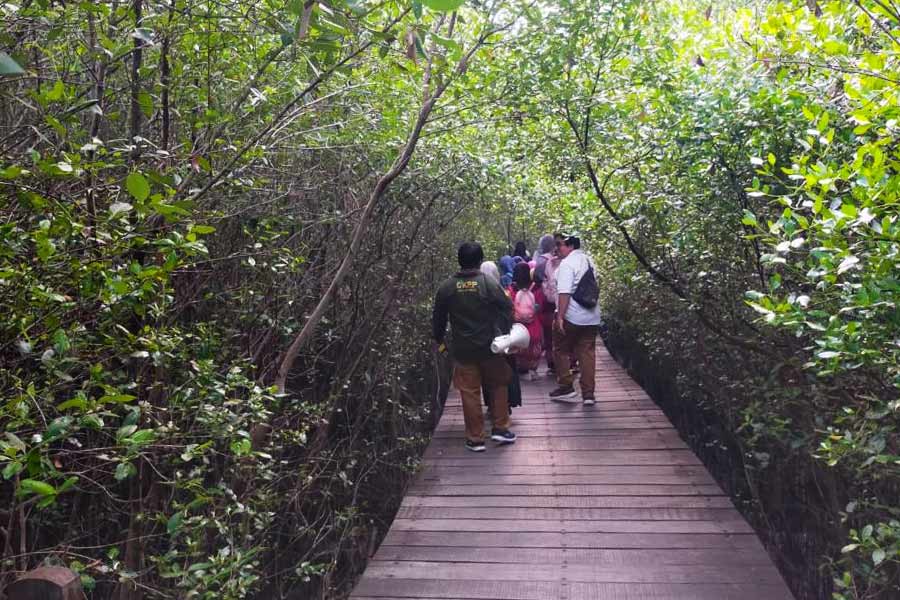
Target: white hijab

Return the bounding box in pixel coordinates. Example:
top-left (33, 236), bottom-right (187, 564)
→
top-left (480, 261), bottom-right (500, 283)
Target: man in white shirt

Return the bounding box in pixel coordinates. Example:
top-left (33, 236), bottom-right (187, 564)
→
top-left (549, 235), bottom-right (602, 405)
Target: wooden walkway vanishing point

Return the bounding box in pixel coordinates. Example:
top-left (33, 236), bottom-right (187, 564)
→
top-left (351, 345), bottom-right (795, 600)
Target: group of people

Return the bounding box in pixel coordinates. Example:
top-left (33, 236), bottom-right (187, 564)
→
top-left (432, 234), bottom-right (602, 452)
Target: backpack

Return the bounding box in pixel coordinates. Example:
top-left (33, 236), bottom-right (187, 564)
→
top-left (541, 256), bottom-right (560, 304)
top-left (513, 289), bottom-right (536, 323)
top-left (572, 263), bottom-right (600, 308)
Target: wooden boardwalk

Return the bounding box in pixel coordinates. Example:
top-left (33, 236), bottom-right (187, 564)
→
top-left (351, 345), bottom-right (795, 600)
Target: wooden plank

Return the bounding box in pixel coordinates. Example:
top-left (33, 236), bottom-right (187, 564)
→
top-left (395, 506), bottom-right (743, 522)
top-left (380, 530), bottom-right (765, 550)
top-left (440, 408), bottom-right (667, 418)
top-left (399, 495), bottom-right (738, 509)
top-left (437, 414), bottom-right (668, 426)
top-left (412, 472), bottom-right (717, 486)
top-left (440, 402), bottom-right (658, 415)
top-left (405, 483), bottom-right (724, 497)
top-left (363, 560), bottom-right (784, 584)
top-left (389, 518), bottom-right (752, 534)
top-left (423, 436), bottom-right (689, 454)
top-left (371, 546), bottom-right (775, 566)
top-left (353, 579), bottom-right (559, 600)
top-left (416, 464), bottom-right (712, 477)
top-left (424, 450), bottom-right (703, 466)
top-left (353, 579), bottom-right (794, 600)
top-left (433, 423), bottom-right (674, 436)
top-left (433, 426), bottom-right (673, 436)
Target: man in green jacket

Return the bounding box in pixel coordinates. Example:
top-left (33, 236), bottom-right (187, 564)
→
top-left (433, 242), bottom-right (518, 452)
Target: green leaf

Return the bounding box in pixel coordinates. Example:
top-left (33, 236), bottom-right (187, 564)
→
top-left (872, 548), bottom-right (886, 565)
top-left (117, 424), bottom-right (138, 441)
top-left (126, 172), bottom-right (150, 202)
top-left (115, 462), bottom-right (136, 481)
top-left (230, 438), bottom-right (252, 456)
top-left (46, 80), bottom-right (65, 102)
top-left (0, 52), bottom-right (25, 76)
top-left (126, 429), bottom-right (155, 446)
top-left (20, 479), bottom-right (56, 497)
top-left (61, 99), bottom-right (101, 118)
top-left (431, 33), bottom-right (460, 53)
top-left (420, 0), bottom-right (465, 11)
top-left (123, 409), bottom-right (140, 426)
top-left (138, 91), bottom-right (153, 118)
top-left (52, 329), bottom-right (70, 354)
top-left (3, 461), bottom-right (23, 480)
top-left (0, 165), bottom-right (23, 179)
top-left (5, 432), bottom-right (26, 452)
top-left (741, 210), bottom-right (757, 227)
top-left (109, 202), bottom-right (133, 216)
top-left (167, 511), bottom-right (184, 534)
top-left (100, 393), bottom-right (137, 404)
top-left (287, 0), bottom-right (304, 15)
top-left (58, 476), bottom-right (78, 493)
top-left (80, 414), bottom-right (104, 429)
top-left (47, 416), bottom-right (73, 439)
top-left (57, 397), bottom-right (88, 411)
top-left (132, 28), bottom-right (154, 45)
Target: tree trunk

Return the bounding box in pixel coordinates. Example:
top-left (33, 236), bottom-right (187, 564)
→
top-left (129, 0), bottom-right (144, 160)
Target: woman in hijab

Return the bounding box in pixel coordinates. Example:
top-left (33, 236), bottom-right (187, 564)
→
top-left (480, 259), bottom-right (522, 414)
top-left (499, 255), bottom-right (516, 288)
top-left (533, 233), bottom-right (559, 374)
top-left (534, 234), bottom-right (555, 274)
top-left (513, 241), bottom-right (530, 261)
top-left (480, 260), bottom-right (500, 284)
top-left (510, 262), bottom-right (543, 380)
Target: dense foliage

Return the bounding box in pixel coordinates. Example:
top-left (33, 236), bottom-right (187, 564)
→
top-left (2, 0), bottom-right (900, 598)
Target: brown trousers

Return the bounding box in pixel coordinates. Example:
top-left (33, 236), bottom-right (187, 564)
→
top-left (553, 321), bottom-right (598, 397)
top-left (452, 355), bottom-right (512, 442)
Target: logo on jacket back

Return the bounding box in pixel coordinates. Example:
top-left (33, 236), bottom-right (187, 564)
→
top-left (456, 280), bottom-right (479, 293)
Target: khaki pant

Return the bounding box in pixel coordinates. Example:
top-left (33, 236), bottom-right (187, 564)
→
top-left (554, 321), bottom-right (598, 397)
top-left (452, 356), bottom-right (512, 442)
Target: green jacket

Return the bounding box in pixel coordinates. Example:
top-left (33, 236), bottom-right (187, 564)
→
top-left (432, 269), bottom-right (513, 363)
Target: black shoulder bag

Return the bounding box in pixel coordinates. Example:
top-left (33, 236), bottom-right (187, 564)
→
top-left (572, 264), bottom-right (599, 308)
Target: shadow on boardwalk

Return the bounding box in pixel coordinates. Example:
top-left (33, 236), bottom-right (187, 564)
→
top-left (350, 345), bottom-right (795, 600)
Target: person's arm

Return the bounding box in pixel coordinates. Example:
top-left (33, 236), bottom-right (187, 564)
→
top-left (556, 294), bottom-right (571, 332)
top-left (432, 285), bottom-right (449, 344)
top-left (555, 259), bottom-right (575, 332)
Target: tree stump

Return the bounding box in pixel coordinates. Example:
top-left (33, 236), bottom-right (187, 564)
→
top-left (6, 567), bottom-right (83, 600)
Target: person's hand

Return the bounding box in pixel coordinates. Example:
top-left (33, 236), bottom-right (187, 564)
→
top-left (555, 316), bottom-right (565, 334)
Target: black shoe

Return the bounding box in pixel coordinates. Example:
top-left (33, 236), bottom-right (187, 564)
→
top-left (490, 429), bottom-right (517, 444)
top-left (465, 440), bottom-right (486, 452)
top-left (549, 385), bottom-right (577, 400)
top-left (582, 395), bottom-right (596, 406)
